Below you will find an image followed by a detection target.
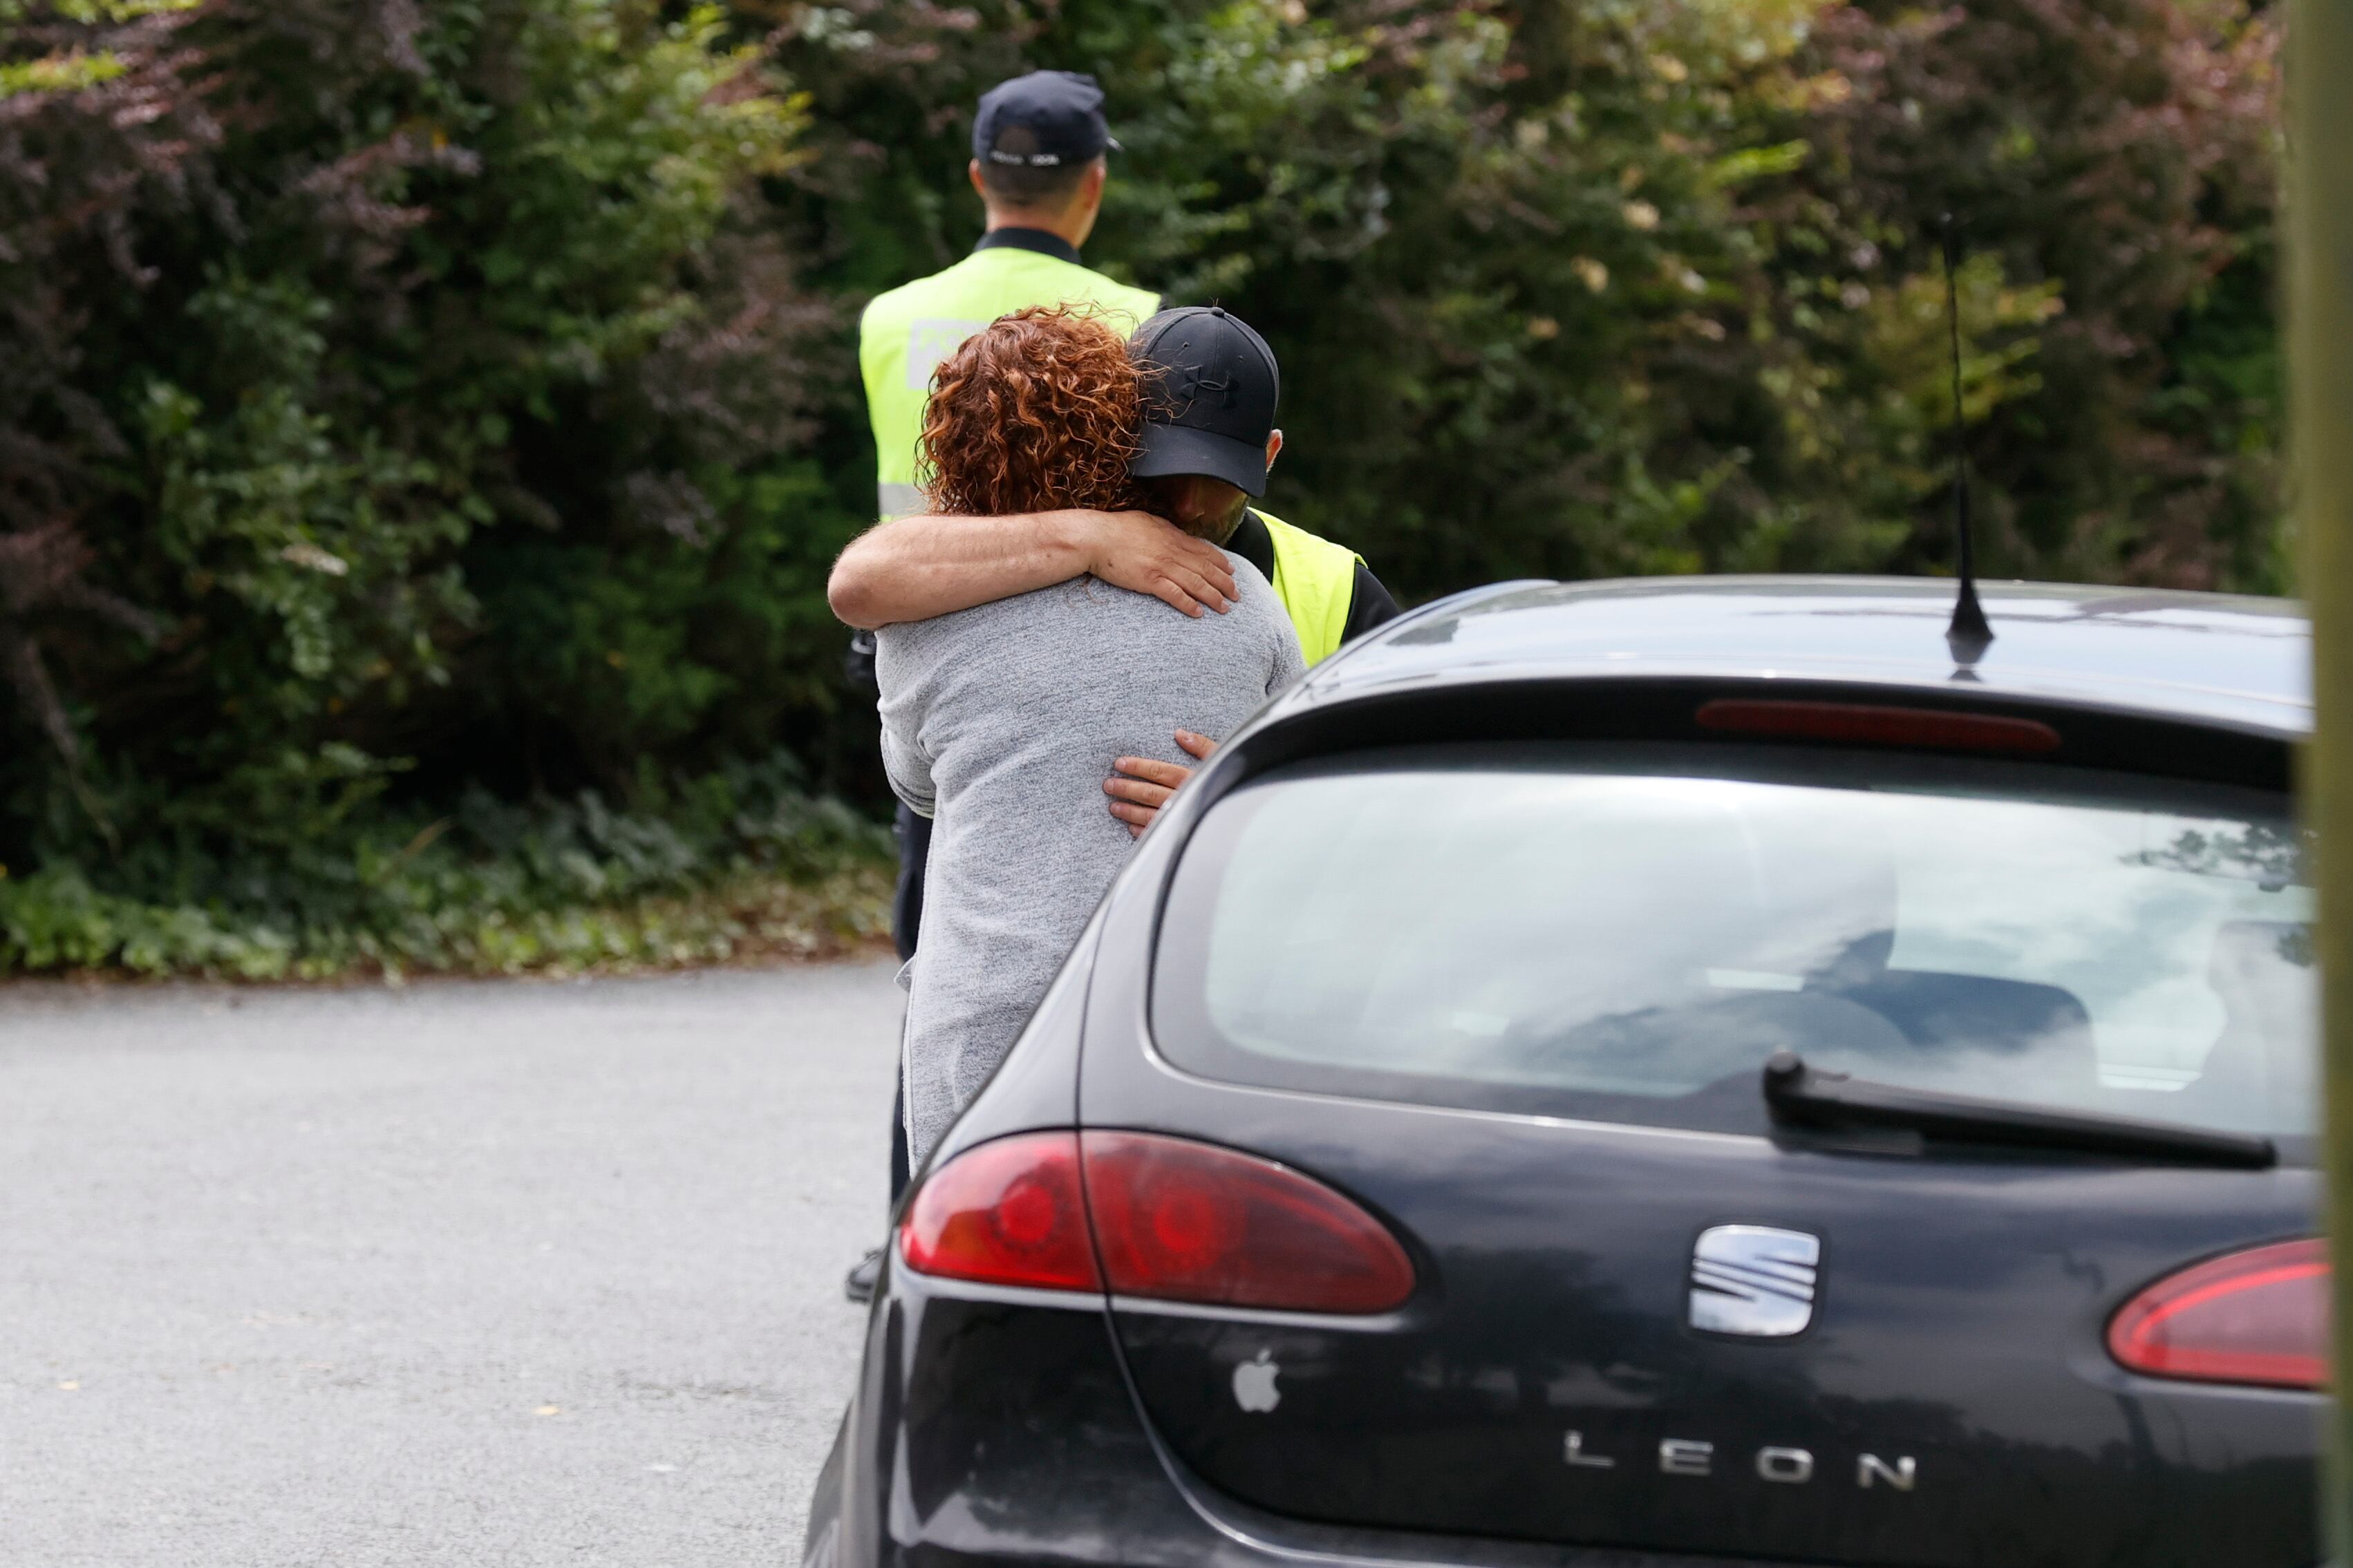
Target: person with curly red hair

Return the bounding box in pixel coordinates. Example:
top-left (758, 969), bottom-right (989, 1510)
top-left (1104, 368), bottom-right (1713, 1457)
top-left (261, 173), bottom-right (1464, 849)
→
top-left (914, 305), bottom-right (1150, 520)
top-left (874, 307), bottom-right (1304, 1171)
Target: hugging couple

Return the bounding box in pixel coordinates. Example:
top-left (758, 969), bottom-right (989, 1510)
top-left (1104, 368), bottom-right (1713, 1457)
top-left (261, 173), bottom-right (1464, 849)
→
top-left (843, 303), bottom-right (1380, 1187)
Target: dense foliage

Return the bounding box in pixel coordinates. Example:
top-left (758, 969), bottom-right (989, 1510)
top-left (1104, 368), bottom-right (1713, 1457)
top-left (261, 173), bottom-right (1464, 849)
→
top-left (0, 0), bottom-right (2284, 974)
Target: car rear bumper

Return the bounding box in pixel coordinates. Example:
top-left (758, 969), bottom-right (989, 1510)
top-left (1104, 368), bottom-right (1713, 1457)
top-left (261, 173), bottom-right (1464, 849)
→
top-left (803, 1271), bottom-right (1799, 1568)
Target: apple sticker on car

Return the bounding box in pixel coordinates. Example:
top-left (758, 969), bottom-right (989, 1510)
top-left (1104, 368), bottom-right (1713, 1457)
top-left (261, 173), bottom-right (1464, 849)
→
top-left (1232, 1350), bottom-right (1282, 1413)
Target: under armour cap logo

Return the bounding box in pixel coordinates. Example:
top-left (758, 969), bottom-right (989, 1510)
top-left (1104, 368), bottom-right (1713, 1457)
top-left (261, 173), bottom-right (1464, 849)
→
top-left (1174, 365), bottom-right (1238, 408)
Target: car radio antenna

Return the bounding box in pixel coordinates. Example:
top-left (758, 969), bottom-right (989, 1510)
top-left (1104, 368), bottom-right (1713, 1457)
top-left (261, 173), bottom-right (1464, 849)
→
top-left (1940, 214), bottom-right (1994, 666)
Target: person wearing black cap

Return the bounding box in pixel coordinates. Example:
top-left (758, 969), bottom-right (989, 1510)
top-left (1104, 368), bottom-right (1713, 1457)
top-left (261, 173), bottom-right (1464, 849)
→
top-left (1094, 303), bottom-right (1403, 831)
top-left (1126, 305), bottom-right (1400, 661)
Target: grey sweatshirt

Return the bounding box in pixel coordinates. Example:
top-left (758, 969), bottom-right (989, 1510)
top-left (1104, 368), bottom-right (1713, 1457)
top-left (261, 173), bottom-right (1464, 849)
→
top-left (877, 558), bottom-right (1305, 1165)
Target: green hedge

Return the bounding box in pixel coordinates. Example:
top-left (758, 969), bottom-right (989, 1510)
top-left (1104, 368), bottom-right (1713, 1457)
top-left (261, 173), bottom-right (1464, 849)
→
top-left (0, 0), bottom-right (2284, 976)
top-left (0, 752), bottom-right (891, 978)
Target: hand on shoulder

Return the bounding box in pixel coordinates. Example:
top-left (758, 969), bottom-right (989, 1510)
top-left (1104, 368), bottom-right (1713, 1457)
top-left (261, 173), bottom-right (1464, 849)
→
top-left (1076, 509), bottom-right (1239, 620)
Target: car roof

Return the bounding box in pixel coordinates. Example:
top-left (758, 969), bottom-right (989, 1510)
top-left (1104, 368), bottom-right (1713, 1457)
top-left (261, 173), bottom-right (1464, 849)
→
top-left (1304, 576), bottom-right (2311, 738)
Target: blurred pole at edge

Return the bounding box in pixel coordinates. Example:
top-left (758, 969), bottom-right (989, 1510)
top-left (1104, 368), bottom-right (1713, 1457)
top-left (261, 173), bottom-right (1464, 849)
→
top-left (2294, 0), bottom-right (2353, 1556)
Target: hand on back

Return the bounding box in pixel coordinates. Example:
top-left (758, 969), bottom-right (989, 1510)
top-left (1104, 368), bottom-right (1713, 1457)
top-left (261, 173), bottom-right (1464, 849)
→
top-left (1105, 728), bottom-right (1219, 838)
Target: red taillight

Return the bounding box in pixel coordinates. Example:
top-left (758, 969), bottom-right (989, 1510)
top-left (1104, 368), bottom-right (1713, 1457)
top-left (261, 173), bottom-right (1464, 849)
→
top-left (2107, 1238), bottom-right (2329, 1390)
top-left (1082, 1132), bottom-right (1415, 1314)
top-left (897, 1130), bottom-right (1418, 1314)
top-left (898, 1131), bottom-right (1100, 1292)
top-left (1696, 698), bottom-right (2061, 755)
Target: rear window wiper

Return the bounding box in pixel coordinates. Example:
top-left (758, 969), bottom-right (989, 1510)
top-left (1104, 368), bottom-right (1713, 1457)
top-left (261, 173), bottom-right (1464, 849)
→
top-left (1762, 1051), bottom-right (2277, 1169)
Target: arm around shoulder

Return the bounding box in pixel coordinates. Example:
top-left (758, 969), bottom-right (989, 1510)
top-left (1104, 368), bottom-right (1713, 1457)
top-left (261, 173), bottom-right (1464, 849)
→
top-left (826, 522), bottom-right (906, 630)
top-left (828, 508), bottom-right (1240, 629)
top-left (827, 511), bottom-right (1094, 630)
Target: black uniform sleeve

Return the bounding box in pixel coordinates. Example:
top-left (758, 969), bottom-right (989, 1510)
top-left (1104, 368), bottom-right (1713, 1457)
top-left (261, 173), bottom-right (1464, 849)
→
top-left (1342, 563), bottom-right (1405, 643)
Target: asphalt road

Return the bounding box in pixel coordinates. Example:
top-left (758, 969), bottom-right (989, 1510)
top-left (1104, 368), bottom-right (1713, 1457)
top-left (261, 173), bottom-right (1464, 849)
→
top-left (0, 961), bottom-right (905, 1567)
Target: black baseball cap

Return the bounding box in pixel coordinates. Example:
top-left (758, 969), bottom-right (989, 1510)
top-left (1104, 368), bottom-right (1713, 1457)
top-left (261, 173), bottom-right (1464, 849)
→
top-left (1129, 306), bottom-right (1280, 497)
top-left (973, 71), bottom-right (1116, 171)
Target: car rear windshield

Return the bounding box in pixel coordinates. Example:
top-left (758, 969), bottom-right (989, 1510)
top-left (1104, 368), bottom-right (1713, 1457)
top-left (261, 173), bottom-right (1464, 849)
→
top-left (1151, 743), bottom-right (2314, 1143)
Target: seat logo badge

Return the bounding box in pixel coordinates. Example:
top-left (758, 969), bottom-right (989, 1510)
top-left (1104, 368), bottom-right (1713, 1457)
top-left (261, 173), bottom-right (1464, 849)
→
top-left (1232, 1350), bottom-right (1282, 1413)
top-left (1690, 1225), bottom-right (1820, 1337)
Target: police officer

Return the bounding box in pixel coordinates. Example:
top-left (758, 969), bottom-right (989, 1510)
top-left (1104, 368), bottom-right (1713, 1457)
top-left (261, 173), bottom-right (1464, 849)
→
top-left (861, 70), bottom-right (1160, 524)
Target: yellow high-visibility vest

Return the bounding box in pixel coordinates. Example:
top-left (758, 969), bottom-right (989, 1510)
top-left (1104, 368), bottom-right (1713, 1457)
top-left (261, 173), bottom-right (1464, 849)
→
top-left (1254, 509), bottom-right (1362, 666)
top-left (859, 239), bottom-right (1159, 520)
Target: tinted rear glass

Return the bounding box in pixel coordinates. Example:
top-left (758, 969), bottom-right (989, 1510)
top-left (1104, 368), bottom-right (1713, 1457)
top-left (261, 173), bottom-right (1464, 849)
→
top-left (1151, 744), bottom-right (2313, 1142)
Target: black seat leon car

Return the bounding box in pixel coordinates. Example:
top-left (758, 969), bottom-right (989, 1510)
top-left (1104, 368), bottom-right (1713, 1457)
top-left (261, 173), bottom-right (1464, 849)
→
top-left (805, 576), bottom-right (2323, 1568)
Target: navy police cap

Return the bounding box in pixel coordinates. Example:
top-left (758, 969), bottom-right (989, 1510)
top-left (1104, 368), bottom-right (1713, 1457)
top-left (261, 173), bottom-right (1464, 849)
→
top-left (973, 71), bottom-right (1118, 170)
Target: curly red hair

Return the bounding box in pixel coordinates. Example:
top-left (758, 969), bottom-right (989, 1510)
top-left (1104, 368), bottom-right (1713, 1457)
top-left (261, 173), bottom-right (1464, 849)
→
top-left (918, 307), bottom-right (1145, 516)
